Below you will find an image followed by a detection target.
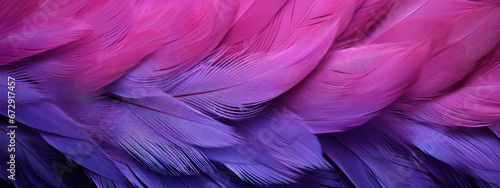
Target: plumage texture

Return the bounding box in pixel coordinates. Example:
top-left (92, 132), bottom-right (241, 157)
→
top-left (1, 0), bottom-right (500, 187)
top-left (278, 43), bottom-right (429, 133)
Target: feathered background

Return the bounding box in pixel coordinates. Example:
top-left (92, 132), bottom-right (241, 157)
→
top-left (1, 0), bottom-right (500, 187)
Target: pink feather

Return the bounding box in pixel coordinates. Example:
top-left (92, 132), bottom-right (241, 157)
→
top-left (278, 43), bottom-right (429, 133)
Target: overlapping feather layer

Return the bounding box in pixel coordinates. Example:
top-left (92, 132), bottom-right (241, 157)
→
top-left (1, 0), bottom-right (500, 187)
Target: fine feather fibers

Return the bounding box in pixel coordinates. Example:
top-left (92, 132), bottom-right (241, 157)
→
top-left (408, 47), bottom-right (500, 127)
top-left (278, 43), bottom-right (429, 133)
top-left (167, 21), bottom-right (340, 119)
top-left (1, 0), bottom-right (500, 187)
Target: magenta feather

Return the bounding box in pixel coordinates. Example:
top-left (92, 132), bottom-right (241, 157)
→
top-left (278, 43), bottom-right (428, 133)
top-left (2, 0), bottom-right (500, 187)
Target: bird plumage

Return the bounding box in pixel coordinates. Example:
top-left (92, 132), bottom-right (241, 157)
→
top-left (1, 0), bottom-right (500, 187)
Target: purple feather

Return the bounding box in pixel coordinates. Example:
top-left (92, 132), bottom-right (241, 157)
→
top-left (1, 0), bottom-right (500, 187)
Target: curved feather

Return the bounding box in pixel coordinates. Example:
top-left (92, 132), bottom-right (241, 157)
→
top-left (219, 0), bottom-right (288, 49)
top-left (407, 48), bottom-right (500, 127)
top-left (109, 0), bottom-right (239, 98)
top-left (163, 0), bottom-right (358, 120)
top-left (491, 121), bottom-right (500, 139)
top-left (320, 117), bottom-right (436, 187)
top-left (167, 20), bottom-right (339, 120)
top-left (232, 0), bottom-right (357, 54)
top-left (0, 72), bottom-right (87, 139)
top-left (62, 93), bottom-right (240, 177)
top-left (278, 43), bottom-right (429, 133)
top-left (233, 107), bottom-right (329, 171)
top-left (117, 162), bottom-right (235, 188)
top-left (419, 152), bottom-right (496, 187)
top-left (367, 0), bottom-right (500, 99)
top-left (41, 133), bottom-right (131, 185)
top-left (404, 3), bottom-right (500, 99)
top-left (0, 73), bottom-right (132, 185)
top-left (0, 0), bottom-right (90, 66)
top-left (0, 18), bottom-right (91, 65)
top-left (405, 122), bottom-right (500, 184)
top-left (26, 0), bottom-right (179, 95)
top-left (288, 168), bottom-right (352, 188)
top-left (0, 122), bottom-right (95, 188)
top-left (202, 107), bottom-right (328, 185)
top-left (1, 0), bottom-right (500, 187)
top-left (0, 72), bottom-right (239, 183)
top-left (0, 0), bottom-right (43, 35)
top-left (332, 0), bottom-right (394, 49)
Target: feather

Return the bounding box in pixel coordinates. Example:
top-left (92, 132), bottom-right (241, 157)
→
top-left (288, 168), bottom-right (352, 188)
top-left (2, 0), bottom-right (500, 187)
top-left (407, 47), bottom-right (500, 127)
top-left (0, 72), bottom-right (131, 185)
top-left (278, 43), bottom-right (428, 133)
top-left (367, 0), bottom-right (500, 99)
top-left (167, 21), bottom-right (339, 120)
top-left (26, 0), bottom-right (178, 95)
top-left (0, 72), bottom-right (86, 139)
top-left (116, 162), bottom-right (235, 188)
top-left (404, 3), bottom-right (500, 99)
top-left (0, 18), bottom-right (90, 65)
top-left (109, 0), bottom-right (240, 98)
top-left (163, 0), bottom-right (358, 119)
top-left (229, 0), bottom-right (357, 54)
top-left (491, 121), bottom-right (500, 138)
top-left (1, 38), bottom-right (240, 188)
top-left (220, 0), bottom-right (288, 48)
top-left (319, 116), bottom-right (436, 187)
top-left (114, 94), bottom-right (240, 147)
top-left (41, 133), bottom-right (132, 185)
top-left (66, 93), bottom-right (241, 176)
top-left (85, 170), bottom-right (132, 188)
top-left (367, 0), bottom-right (450, 46)
top-left (404, 122), bottom-right (500, 184)
top-left (114, 0), bottom-right (357, 119)
top-left (332, 0), bottom-right (394, 49)
top-left (0, 0), bottom-right (43, 35)
top-left (201, 107), bottom-right (328, 184)
top-left (233, 107), bottom-right (329, 171)
top-left (0, 0), bottom-right (91, 65)
top-left (10, 102), bottom-right (91, 140)
top-left (419, 152), bottom-right (496, 187)
top-left (0, 121), bottom-right (95, 188)
top-left (0, 71), bottom-right (239, 182)
top-left (0, 70), bottom-right (46, 104)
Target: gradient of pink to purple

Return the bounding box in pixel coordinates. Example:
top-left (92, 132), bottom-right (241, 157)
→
top-left (1, 0), bottom-right (500, 187)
